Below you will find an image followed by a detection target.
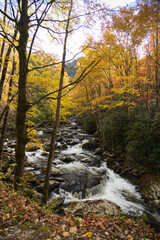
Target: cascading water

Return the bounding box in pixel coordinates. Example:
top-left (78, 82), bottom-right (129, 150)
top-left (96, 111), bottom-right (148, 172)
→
top-left (23, 118), bottom-right (160, 229)
top-left (36, 119), bottom-right (144, 217)
top-left (55, 160), bottom-right (144, 216)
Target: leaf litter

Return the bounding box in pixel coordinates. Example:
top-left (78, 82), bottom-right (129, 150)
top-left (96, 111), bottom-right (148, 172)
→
top-left (0, 182), bottom-right (159, 240)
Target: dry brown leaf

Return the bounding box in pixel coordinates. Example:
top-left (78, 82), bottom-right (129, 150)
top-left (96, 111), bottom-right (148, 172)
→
top-left (61, 224), bottom-right (66, 232)
top-left (3, 214), bottom-right (10, 220)
top-left (24, 213), bottom-right (29, 219)
top-left (96, 237), bottom-right (101, 240)
top-left (32, 213), bottom-right (38, 218)
top-left (69, 226), bottom-right (77, 234)
top-left (82, 233), bottom-right (88, 238)
top-left (105, 231), bottom-right (109, 236)
top-left (63, 232), bottom-right (70, 237)
top-left (96, 222), bottom-right (106, 230)
top-left (56, 228), bottom-right (62, 235)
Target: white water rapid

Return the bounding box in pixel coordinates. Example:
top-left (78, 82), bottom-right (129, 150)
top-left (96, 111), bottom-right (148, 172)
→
top-left (25, 119), bottom-right (145, 216)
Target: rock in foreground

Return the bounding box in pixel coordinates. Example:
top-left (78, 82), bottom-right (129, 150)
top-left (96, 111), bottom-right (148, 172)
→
top-left (64, 199), bottom-right (124, 217)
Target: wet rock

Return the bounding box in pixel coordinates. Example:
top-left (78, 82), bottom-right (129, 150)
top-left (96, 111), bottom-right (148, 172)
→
top-left (54, 150), bottom-right (60, 155)
top-left (60, 156), bottom-right (75, 163)
top-left (70, 125), bottom-right (78, 130)
top-left (152, 200), bottom-right (160, 210)
top-left (94, 147), bottom-right (103, 155)
top-left (51, 166), bottom-right (63, 176)
top-left (67, 133), bottom-right (72, 138)
top-left (57, 136), bottom-right (65, 142)
top-left (142, 182), bottom-right (160, 201)
top-left (41, 166), bottom-right (63, 176)
top-left (50, 177), bottom-right (64, 182)
top-left (6, 149), bottom-right (14, 154)
top-left (43, 128), bottom-right (53, 134)
top-left (64, 199), bottom-right (124, 217)
top-left (82, 141), bottom-right (95, 150)
top-left (81, 157), bottom-right (92, 163)
top-left (58, 143), bottom-right (68, 150)
top-left (41, 151), bottom-right (48, 157)
top-left (102, 151), bottom-right (110, 157)
top-left (60, 167), bottom-right (106, 197)
top-left (36, 180), bottom-right (60, 193)
top-left (122, 190), bottom-right (141, 203)
top-left (7, 142), bottom-right (16, 148)
top-left (78, 135), bottom-right (86, 141)
top-left (82, 138), bottom-right (99, 151)
top-left (66, 139), bottom-right (79, 146)
top-left (43, 142), bottom-right (50, 152)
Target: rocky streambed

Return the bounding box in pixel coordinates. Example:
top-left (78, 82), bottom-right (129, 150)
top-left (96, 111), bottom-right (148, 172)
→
top-left (2, 118), bottom-right (160, 232)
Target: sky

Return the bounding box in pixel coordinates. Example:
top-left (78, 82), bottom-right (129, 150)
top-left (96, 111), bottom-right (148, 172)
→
top-left (103, 0), bottom-right (134, 8)
top-left (37, 0), bottom-right (135, 60)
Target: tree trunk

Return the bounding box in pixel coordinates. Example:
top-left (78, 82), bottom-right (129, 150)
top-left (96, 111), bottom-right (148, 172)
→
top-left (14, 0), bottom-right (29, 189)
top-left (0, 29), bottom-right (18, 101)
top-left (0, 54), bottom-right (16, 161)
top-left (155, 25), bottom-right (159, 112)
top-left (42, 0), bottom-right (72, 204)
top-left (0, 0), bottom-right (7, 74)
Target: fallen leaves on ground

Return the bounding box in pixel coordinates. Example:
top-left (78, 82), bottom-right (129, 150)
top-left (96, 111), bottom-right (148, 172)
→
top-left (0, 182), bottom-right (159, 240)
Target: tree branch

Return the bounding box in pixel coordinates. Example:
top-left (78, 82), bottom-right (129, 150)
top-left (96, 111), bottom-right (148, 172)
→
top-left (28, 46), bottom-right (88, 72)
top-left (29, 59), bottom-right (101, 108)
top-left (0, 9), bottom-right (16, 22)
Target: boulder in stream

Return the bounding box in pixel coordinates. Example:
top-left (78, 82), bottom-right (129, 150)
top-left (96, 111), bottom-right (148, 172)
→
top-left (82, 138), bottom-right (99, 151)
top-left (42, 166), bottom-right (63, 176)
top-left (66, 139), bottom-right (79, 146)
top-left (51, 166), bottom-right (63, 176)
top-left (57, 143), bottom-right (68, 150)
top-left (36, 180), bottom-right (60, 193)
top-left (43, 142), bottom-right (50, 152)
top-left (60, 156), bottom-right (75, 163)
top-left (81, 157), bottom-right (92, 163)
top-left (64, 199), bottom-right (124, 217)
top-left (94, 147), bottom-right (103, 155)
top-left (82, 141), bottom-right (96, 151)
top-left (60, 164), bottom-right (106, 197)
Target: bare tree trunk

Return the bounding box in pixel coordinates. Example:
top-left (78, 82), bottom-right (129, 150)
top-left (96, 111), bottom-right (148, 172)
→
top-left (0, 29), bottom-right (18, 101)
top-left (155, 25), bottom-right (159, 112)
top-left (42, 0), bottom-right (73, 204)
top-left (0, 0), bottom-right (7, 74)
top-left (0, 54), bottom-right (16, 161)
top-left (14, 0), bottom-right (29, 189)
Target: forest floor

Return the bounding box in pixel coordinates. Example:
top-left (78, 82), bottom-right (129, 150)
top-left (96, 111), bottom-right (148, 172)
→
top-left (0, 181), bottom-right (160, 240)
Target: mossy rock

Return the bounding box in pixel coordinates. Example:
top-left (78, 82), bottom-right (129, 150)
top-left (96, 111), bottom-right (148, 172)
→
top-left (23, 171), bottom-right (37, 183)
top-left (47, 196), bottom-right (65, 210)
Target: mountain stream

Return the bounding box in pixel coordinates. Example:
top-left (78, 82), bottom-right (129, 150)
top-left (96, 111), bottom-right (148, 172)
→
top-left (6, 118), bottom-right (159, 230)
